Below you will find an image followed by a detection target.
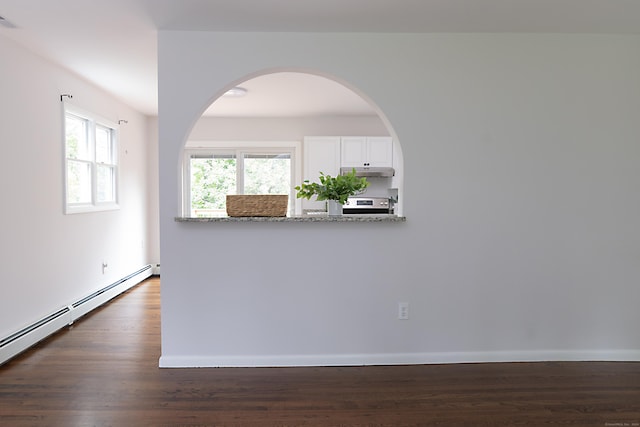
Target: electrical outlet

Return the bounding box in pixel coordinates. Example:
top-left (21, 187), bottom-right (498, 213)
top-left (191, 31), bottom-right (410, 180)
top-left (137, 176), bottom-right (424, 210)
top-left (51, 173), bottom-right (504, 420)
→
top-left (102, 261), bottom-right (108, 275)
top-left (398, 302), bottom-right (409, 320)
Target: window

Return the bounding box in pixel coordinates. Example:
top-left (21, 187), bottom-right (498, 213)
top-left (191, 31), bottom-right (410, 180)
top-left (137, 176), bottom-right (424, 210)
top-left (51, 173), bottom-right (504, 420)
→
top-left (184, 143), bottom-right (299, 217)
top-left (64, 105), bottom-right (118, 213)
top-left (189, 152), bottom-right (237, 216)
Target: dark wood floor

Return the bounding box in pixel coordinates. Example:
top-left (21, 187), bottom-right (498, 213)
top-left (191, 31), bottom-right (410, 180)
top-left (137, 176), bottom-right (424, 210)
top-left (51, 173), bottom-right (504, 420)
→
top-left (1, 277), bottom-right (639, 426)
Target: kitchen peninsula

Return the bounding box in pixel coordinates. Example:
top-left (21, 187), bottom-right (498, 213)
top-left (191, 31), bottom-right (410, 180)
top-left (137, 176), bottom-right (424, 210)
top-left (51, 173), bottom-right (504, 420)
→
top-left (175, 215), bottom-right (406, 223)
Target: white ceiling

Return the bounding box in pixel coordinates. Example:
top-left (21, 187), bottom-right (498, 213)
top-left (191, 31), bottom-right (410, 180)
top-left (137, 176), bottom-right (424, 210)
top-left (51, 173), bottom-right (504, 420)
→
top-left (206, 72), bottom-right (376, 117)
top-left (1, 0), bottom-right (639, 117)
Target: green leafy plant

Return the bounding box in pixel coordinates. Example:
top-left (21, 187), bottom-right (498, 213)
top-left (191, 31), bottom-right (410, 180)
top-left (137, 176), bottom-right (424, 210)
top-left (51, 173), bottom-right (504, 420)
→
top-left (295, 168), bottom-right (369, 205)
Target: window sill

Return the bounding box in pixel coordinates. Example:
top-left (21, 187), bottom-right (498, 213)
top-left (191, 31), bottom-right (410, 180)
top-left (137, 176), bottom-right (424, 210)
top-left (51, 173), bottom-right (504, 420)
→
top-left (175, 214), bottom-right (406, 223)
top-left (65, 203), bottom-right (119, 215)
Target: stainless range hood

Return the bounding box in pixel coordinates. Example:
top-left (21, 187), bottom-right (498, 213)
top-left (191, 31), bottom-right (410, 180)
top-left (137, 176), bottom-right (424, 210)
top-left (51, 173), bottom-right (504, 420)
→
top-left (341, 167), bottom-right (395, 178)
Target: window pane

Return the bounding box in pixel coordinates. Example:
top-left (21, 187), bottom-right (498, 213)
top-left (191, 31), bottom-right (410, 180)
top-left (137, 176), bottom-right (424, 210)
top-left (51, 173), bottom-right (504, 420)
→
top-left (65, 114), bottom-right (89, 160)
top-left (96, 125), bottom-right (114, 164)
top-left (190, 155), bottom-right (236, 217)
top-left (67, 160), bottom-right (92, 203)
top-left (243, 153), bottom-right (291, 195)
top-left (97, 165), bottom-right (116, 203)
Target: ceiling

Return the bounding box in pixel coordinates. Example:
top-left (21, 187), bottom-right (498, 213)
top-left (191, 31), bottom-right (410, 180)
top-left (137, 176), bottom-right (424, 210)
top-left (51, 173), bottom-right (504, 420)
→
top-left (1, 0), bottom-right (639, 117)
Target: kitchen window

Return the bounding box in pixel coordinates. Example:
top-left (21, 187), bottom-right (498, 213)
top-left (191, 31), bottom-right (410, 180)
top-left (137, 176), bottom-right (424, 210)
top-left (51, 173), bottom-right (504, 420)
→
top-left (64, 105), bottom-right (118, 214)
top-left (183, 143), bottom-right (300, 217)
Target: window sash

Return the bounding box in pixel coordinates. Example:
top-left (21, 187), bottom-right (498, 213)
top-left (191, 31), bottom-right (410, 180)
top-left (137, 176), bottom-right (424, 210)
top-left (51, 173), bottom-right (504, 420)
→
top-left (242, 153), bottom-right (291, 196)
top-left (97, 164), bottom-right (117, 203)
top-left (95, 125), bottom-right (116, 165)
top-left (66, 159), bottom-right (92, 204)
top-left (189, 153), bottom-right (238, 216)
top-left (65, 114), bottom-right (91, 161)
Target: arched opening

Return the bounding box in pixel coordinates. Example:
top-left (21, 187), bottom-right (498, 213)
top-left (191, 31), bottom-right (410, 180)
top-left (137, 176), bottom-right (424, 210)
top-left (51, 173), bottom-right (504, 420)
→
top-left (181, 70), bottom-right (404, 217)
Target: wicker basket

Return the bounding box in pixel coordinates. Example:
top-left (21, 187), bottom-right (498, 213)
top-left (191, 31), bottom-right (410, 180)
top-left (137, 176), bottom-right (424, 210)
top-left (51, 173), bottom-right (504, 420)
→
top-left (226, 195), bottom-right (289, 217)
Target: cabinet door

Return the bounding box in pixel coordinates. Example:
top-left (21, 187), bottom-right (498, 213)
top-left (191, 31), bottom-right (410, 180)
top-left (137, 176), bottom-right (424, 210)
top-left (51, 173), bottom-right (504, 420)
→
top-left (366, 137), bottom-right (393, 167)
top-left (303, 137), bottom-right (341, 210)
top-left (340, 137), bottom-right (367, 167)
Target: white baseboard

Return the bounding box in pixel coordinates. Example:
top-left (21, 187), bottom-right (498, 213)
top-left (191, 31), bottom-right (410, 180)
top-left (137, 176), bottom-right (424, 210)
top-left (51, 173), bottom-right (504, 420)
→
top-left (0, 310), bottom-right (73, 366)
top-left (159, 349), bottom-right (640, 368)
top-left (70, 266), bottom-right (153, 321)
top-left (0, 265), bottom-right (152, 366)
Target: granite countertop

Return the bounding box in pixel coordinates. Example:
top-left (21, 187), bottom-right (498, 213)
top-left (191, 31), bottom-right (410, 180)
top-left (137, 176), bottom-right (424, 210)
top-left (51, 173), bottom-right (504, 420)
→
top-left (175, 214), bottom-right (406, 223)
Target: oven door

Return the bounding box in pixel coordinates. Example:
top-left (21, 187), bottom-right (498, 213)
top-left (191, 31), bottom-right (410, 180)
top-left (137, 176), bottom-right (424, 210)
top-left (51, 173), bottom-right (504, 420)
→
top-left (342, 207), bottom-right (391, 214)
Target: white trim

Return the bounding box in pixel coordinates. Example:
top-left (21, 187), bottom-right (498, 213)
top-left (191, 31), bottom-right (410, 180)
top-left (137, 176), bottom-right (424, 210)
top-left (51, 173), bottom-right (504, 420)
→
top-left (159, 349), bottom-right (640, 368)
top-left (65, 202), bottom-right (120, 215)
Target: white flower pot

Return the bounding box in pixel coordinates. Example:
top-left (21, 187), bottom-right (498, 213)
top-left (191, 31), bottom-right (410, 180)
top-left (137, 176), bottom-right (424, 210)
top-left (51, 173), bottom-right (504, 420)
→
top-left (327, 200), bottom-right (343, 216)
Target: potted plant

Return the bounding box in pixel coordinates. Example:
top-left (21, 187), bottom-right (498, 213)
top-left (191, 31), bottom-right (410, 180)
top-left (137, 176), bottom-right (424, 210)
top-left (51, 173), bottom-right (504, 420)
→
top-left (295, 168), bottom-right (369, 216)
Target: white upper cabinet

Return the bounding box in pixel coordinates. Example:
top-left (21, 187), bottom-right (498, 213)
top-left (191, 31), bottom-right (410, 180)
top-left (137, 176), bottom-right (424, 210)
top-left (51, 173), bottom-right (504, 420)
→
top-left (340, 137), bottom-right (367, 167)
top-left (341, 136), bottom-right (393, 168)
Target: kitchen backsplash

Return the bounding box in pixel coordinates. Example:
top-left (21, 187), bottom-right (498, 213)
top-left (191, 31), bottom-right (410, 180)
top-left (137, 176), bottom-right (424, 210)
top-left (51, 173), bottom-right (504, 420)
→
top-left (359, 177), bottom-right (395, 198)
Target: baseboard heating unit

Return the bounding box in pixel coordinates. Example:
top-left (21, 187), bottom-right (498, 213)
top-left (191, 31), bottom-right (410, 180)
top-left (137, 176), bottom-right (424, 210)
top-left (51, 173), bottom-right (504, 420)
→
top-left (0, 265), bottom-right (153, 366)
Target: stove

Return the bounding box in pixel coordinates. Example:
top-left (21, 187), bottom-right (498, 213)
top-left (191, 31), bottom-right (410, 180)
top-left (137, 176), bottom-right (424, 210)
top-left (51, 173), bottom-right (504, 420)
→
top-left (343, 197), bottom-right (393, 214)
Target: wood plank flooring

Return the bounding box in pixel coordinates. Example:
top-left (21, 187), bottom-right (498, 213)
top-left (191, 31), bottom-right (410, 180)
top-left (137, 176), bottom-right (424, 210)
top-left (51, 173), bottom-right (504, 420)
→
top-left (1, 277), bottom-right (639, 426)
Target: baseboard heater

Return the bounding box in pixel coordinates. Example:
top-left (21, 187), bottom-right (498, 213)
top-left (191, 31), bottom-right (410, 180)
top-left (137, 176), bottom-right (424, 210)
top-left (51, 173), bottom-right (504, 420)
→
top-left (0, 265), bottom-right (152, 366)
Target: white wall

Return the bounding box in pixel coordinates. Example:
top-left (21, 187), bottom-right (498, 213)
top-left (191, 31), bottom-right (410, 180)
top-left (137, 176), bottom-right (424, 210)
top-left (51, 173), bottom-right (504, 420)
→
top-left (0, 35), bottom-right (152, 339)
top-left (158, 32), bottom-right (640, 367)
top-left (188, 116), bottom-right (389, 141)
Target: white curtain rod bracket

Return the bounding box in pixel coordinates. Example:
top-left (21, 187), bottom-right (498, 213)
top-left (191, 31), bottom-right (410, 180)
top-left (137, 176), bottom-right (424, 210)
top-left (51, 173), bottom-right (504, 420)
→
top-left (60, 94), bottom-right (73, 101)
top-left (118, 119), bottom-right (128, 125)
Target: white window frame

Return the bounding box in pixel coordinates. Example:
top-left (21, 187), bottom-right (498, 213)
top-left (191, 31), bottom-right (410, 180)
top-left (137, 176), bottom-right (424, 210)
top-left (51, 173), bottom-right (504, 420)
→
top-left (64, 104), bottom-right (119, 214)
top-left (182, 141), bottom-right (302, 217)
